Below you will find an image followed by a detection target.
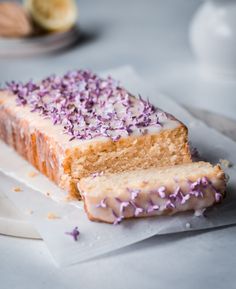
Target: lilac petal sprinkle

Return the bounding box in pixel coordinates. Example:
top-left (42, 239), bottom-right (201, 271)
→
top-left (181, 194), bottom-right (191, 204)
top-left (112, 210), bottom-right (124, 225)
top-left (191, 190), bottom-right (204, 198)
top-left (201, 177), bottom-right (209, 186)
top-left (146, 200), bottom-right (159, 213)
top-left (120, 201), bottom-right (130, 213)
top-left (127, 188), bottom-right (141, 200)
top-left (190, 180), bottom-right (200, 190)
top-left (134, 207), bottom-right (144, 216)
top-left (6, 70), bottom-right (164, 143)
top-left (96, 197), bottom-right (107, 208)
top-left (91, 171), bottom-right (104, 178)
top-left (130, 201), bottom-right (144, 216)
top-left (165, 200), bottom-right (175, 209)
top-left (158, 186), bottom-right (166, 198)
top-left (215, 192), bottom-right (222, 202)
top-left (169, 186), bottom-right (183, 202)
top-left (65, 226), bottom-right (80, 241)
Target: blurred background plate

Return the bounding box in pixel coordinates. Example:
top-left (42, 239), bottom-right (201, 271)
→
top-left (0, 25), bottom-right (80, 57)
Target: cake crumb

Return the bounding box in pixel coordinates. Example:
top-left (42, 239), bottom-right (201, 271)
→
top-left (12, 186), bottom-right (22, 192)
top-left (185, 222), bottom-right (191, 229)
top-left (28, 171), bottom-right (38, 178)
top-left (47, 212), bottom-right (60, 220)
top-left (219, 159), bottom-right (233, 168)
top-left (25, 209), bottom-right (34, 215)
top-left (194, 208), bottom-right (206, 217)
top-left (64, 195), bottom-right (76, 202)
top-left (45, 191), bottom-right (51, 197)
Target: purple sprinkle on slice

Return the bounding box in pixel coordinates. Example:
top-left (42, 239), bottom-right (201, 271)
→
top-left (146, 200), bottom-right (159, 213)
top-left (112, 210), bottom-right (124, 225)
top-left (134, 207), bottom-right (144, 216)
top-left (181, 194), bottom-right (191, 204)
top-left (215, 192), bottom-right (222, 202)
top-left (191, 190), bottom-right (204, 198)
top-left (165, 200), bottom-right (175, 209)
top-left (201, 177), bottom-right (209, 186)
top-left (158, 186), bottom-right (166, 198)
top-left (65, 226), bottom-right (80, 241)
top-left (120, 201), bottom-right (130, 213)
top-left (127, 188), bottom-right (141, 200)
top-left (91, 171), bottom-right (104, 178)
top-left (96, 197), bottom-right (107, 208)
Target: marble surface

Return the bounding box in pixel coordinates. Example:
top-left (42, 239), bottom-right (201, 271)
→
top-left (1, 0), bottom-right (236, 288)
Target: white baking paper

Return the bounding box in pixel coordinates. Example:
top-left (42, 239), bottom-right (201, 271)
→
top-left (0, 66), bottom-right (236, 267)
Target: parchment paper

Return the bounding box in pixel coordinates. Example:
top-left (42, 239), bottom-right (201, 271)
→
top-left (0, 66), bottom-right (236, 267)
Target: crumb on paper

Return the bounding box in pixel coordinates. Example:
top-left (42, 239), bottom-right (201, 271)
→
top-left (45, 191), bottom-right (51, 197)
top-left (194, 208), bottom-right (206, 217)
top-left (47, 212), bottom-right (60, 220)
top-left (219, 159), bottom-right (233, 168)
top-left (25, 209), bottom-right (34, 215)
top-left (12, 186), bottom-right (22, 192)
top-left (64, 195), bottom-right (76, 202)
top-left (185, 222), bottom-right (191, 229)
top-left (28, 171), bottom-right (38, 178)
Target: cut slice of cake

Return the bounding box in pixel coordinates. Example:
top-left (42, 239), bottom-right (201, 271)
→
top-left (0, 70), bottom-right (191, 198)
top-left (78, 162), bottom-right (226, 223)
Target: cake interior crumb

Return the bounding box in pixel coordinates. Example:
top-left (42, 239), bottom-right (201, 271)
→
top-left (12, 186), bottom-right (22, 192)
top-left (47, 212), bottom-right (60, 220)
top-left (28, 171), bottom-right (38, 177)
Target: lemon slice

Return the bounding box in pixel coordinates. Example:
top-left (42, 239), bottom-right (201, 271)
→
top-left (25, 0), bottom-right (77, 32)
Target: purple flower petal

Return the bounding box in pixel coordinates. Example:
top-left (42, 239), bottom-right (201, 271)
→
top-left (215, 192), bottom-right (222, 202)
top-left (158, 186), bottom-right (166, 198)
top-left (112, 210), bottom-right (124, 225)
top-left (134, 207), bottom-right (144, 216)
top-left (6, 70), bottom-right (164, 142)
top-left (65, 226), bottom-right (80, 241)
top-left (127, 188), bottom-right (141, 200)
top-left (96, 197), bottom-right (107, 208)
top-left (165, 200), bottom-right (175, 209)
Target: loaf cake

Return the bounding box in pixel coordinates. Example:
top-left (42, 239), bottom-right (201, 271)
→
top-left (0, 70), bottom-right (191, 198)
top-left (78, 162), bottom-right (226, 223)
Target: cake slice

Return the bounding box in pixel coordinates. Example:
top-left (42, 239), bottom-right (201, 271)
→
top-left (78, 162), bottom-right (226, 223)
top-left (0, 70), bottom-right (191, 198)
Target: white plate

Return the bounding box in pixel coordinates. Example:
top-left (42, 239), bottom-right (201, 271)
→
top-left (0, 26), bottom-right (80, 57)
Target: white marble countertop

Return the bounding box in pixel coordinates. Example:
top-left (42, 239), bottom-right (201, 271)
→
top-left (1, 0), bottom-right (236, 288)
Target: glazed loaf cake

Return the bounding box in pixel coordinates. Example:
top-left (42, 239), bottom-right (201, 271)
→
top-left (78, 162), bottom-right (226, 223)
top-left (0, 70), bottom-right (191, 198)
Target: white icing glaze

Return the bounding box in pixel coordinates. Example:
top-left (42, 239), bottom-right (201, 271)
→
top-left (79, 173), bottom-right (225, 224)
top-left (0, 91), bottom-right (181, 152)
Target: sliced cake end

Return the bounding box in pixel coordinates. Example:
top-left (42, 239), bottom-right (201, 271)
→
top-left (78, 162), bottom-right (226, 223)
